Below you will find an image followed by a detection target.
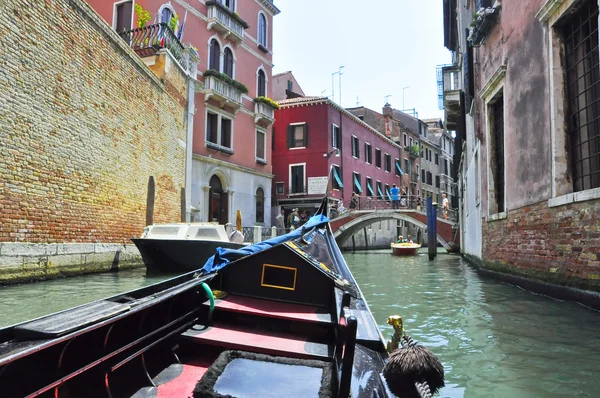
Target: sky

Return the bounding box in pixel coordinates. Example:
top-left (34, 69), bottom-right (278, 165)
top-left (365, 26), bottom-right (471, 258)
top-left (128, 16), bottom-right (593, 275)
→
top-left (272, 0), bottom-right (451, 120)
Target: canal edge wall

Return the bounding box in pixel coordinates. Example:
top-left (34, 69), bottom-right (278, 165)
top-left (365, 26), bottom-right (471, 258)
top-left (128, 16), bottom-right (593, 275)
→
top-left (463, 253), bottom-right (600, 310)
top-left (0, 243), bottom-right (143, 285)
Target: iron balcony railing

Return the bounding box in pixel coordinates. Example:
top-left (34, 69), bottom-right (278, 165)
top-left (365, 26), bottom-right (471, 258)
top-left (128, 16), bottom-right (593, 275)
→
top-left (119, 23), bottom-right (189, 72)
top-left (204, 76), bottom-right (243, 104)
top-left (207, 3), bottom-right (245, 39)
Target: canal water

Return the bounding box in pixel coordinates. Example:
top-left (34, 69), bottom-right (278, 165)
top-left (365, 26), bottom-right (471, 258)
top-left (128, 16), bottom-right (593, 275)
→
top-left (1, 251), bottom-right (599, 397)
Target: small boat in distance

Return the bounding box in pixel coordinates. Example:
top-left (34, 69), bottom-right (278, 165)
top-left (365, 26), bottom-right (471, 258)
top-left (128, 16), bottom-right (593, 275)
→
top-left (132, 222), bottom-right (245, 273)
top-left (391, 242), bottom-right (421, 256)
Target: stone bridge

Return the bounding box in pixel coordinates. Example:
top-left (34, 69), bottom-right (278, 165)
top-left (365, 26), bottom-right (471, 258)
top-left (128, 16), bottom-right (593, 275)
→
top-left (329, 209), bottom-right (460, 251)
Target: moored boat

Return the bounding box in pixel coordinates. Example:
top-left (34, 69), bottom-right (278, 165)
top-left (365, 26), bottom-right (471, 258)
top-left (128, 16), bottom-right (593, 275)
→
top-left (391, 242), bottom-right (421, 256)
top-left (132, 222), bottom-right (245, 273)
top-left (0, 201), bottom-right (443, 397)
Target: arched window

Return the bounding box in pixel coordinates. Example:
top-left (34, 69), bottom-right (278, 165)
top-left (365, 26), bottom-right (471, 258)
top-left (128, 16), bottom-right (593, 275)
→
top-left (258, 13), bottom-right (267, 47)
top-left (257, 69), bottom-right (266, 97)
top-left (223, 47), bottom-right (234, 78)
top-left (160, 6), bottom-right (173, 25)
top-left (209, 39), bottom-right (220, 71)
top-left (255, 187), bottom-right (265, 223)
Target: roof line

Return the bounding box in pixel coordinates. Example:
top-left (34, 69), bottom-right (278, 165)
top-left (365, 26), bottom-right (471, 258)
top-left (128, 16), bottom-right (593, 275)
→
top-left (278, 98), bottom-right (403, 149)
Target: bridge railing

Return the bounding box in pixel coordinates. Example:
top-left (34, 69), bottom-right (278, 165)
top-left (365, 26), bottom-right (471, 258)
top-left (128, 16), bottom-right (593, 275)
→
top-left (328, 194), bottom-right (457, 222)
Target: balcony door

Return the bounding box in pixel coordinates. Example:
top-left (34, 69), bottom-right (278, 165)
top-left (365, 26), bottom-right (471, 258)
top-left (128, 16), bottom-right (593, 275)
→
top-left (209, 175), bottom-right (228, 224)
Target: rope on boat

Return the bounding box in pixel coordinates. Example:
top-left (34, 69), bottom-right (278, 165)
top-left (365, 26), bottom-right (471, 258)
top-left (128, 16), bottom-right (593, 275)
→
top-left (201, 282), bottom-right (215, 324)
top-left (414, 381), bottom-right (433, 398)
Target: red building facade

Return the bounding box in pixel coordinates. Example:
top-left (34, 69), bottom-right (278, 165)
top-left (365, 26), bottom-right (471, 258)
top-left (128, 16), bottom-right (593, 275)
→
top-left (86, 0), bottom-right (280, 227)
top-left (273, 97), bottom-right (405, 214)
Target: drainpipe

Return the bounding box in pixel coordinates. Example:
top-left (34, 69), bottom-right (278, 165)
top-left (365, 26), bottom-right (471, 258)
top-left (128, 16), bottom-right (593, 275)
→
top-left (184, 48), bottom-right (200, 222)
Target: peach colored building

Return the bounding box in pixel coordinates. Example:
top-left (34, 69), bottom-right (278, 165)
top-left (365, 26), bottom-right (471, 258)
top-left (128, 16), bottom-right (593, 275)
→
top-left (87, 0), bottom-right (280, 227)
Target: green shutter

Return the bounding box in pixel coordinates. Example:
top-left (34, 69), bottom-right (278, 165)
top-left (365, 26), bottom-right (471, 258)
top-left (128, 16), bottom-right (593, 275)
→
top-left (287, 125), bottom-right (293, 148)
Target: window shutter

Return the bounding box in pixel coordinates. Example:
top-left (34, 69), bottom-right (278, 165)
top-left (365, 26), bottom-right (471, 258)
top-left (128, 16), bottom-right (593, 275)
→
top-left (357, 139), bottom-right (360, 158)
top-left (303, 124), bottom-right (308, 147)
top-left (287, 125), bottom-right (293, 148)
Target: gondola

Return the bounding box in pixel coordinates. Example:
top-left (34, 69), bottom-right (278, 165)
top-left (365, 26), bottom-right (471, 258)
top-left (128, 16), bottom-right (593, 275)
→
top-left (0, 199), bottom-right (443, 397)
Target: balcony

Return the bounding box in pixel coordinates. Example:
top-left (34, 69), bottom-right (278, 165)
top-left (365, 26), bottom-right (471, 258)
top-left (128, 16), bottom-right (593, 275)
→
top-left (468, 5), bottom-right (501, 47)
top-left (119, 23), bottom-right (192, 74)
top-left (411, 172), bottom-right (419, 184)
top-left (407, 144), bottom-right (420, 158)
top-left (206, 1), bottom-right (249, 44)
top-left (254, 102), bottom-right (275, 125)
top-left (204, 74), bottom-right (244, 112)
top-left (442, 66), bottom-right (462, 131)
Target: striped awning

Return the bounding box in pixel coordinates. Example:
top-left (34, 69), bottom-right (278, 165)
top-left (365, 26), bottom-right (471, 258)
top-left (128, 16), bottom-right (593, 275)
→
top-left (333, 167), bottom-right (343, 188)
top-left (367, 183), bottom-right (374, 196)
top-left (377, 185), bottom-right (384, 197)
top-left (386, 187), bottom-right (392, 201)
top-left (353, 174), bottom-right (363, 193)
top-left (395, 161), bottom-right (404, 176)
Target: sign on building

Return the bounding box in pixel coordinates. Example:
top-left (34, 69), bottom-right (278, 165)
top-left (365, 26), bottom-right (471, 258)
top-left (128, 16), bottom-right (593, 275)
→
top-left (308, 176), bottom-right (328, 195)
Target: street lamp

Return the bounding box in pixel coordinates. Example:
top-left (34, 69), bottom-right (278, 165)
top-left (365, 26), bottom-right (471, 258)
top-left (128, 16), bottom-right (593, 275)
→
top-left (323, 148), bottom-right (340, 158)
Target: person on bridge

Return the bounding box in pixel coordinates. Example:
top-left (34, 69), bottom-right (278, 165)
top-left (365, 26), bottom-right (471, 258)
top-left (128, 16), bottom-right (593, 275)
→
top-left (391, 184), bottom-right (400, 209)
top-left (349, 192), bottom-right (359, 210)
top-left (442, 194), bottom-right (449, 220)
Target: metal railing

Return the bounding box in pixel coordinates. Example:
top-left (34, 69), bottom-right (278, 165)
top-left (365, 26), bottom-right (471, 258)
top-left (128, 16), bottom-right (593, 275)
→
top-left (328, 194), bottom-right (458, 222)
top-left (255, 102), bottom-right (274, 120)
top-left (205, 76), bottom-right (243, 104)
top-left (207, 3), bottom-right (245, 39)
top-left (119, 23), bottom-right (189, 72)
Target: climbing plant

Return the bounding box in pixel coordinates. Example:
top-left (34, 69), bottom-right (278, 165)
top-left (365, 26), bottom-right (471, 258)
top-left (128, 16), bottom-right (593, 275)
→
top-left (134, 4), bottom-right (151, 28)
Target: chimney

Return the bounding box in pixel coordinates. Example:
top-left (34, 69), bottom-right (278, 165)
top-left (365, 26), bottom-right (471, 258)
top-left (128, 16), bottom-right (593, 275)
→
top-left (383, 103), bottom-right (393, 117)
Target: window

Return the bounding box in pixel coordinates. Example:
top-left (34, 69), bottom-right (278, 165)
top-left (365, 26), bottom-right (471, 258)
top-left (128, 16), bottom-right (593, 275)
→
top-left (287, 80), bottom-right (293, 91)
top-left (421, 169), bottom-right (425, 183)
top-left (160, 6), bottom-right (173, 25)
top-left (376, 181), bottom-right (383, 199)
top-left (375, 149), bottom-right (382, 168)
top-left (395, 159), bottom-right (402, 176)
top-left (403, 134), bottom-right (407, 147)
top-left (384, 154), bottom-right (391, 172)
top-left (366, 177), bottom-right (373, 197)
top-left (290, 164), bottom-right (305, 194)
top-left (206, 111), bottom-right (233, 152)
top-left (207, 112), bottom-right (218, 144)
top-left (409, 137), bottom-right (413, 147)
top-left (256, 130), bottom-right (266, 163)
top-left (435, 153), bottom-right (439, 165)
top-left (276, 182), bottom-right (284, 195)
top-left (352, 136), bottom-right (360, 158)
top-left (353, 172), bottom-right (362, 195)
top-left (365, 143), bottom-right (372, 163)
top-left (560, 2), bottom-right (600, 192)
top-left (223, 47), bottom-right (234, 78)
top-left (219, 0), bottom-right (235, 11)
top-left (114, 1), bottom-right (132, 32)
top-left (209, 39), bottom-right (220, 71)
top-left (287, 123), bottom-right (307, 148)
top-left (443, 137), bottom-right (446, 151)
top-left (385, 184), bottom-right (390, 200)
top-left (332, 165), bottom-right (343, 190)
top-left (490, 92), bottom-right (505, 213)
top-left (332, 124), bottom-right (341, 149)
top-left (257, 69), bottom-right (266, 97)
top-left (444, 159), bottom-right (448, 175)
top-left (435, 175), bottom-right (440, 188)
top-left (255, 187), bottom-right (264, 223)
top-left (427, 171), bottom-right (432, 185)
top-left (258, 13), bottom-right (267, 47)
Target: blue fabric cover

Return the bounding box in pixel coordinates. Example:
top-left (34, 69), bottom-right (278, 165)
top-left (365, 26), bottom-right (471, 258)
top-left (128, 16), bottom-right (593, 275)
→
top-left (395, 161), bottom-right (404, 175)
top-left (201, 214), bottom-right (329, 274)
top-left (353, 174), bottom-right (363, 193)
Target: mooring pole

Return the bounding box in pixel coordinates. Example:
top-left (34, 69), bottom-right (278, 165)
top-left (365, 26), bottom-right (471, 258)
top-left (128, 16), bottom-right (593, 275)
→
top-left (426, 196), bottom-right (437, 261)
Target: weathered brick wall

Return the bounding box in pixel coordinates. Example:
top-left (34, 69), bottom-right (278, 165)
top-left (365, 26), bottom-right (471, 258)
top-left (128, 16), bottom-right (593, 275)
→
top-left (0, 0), bottom-right (188, 244)
top-left (482, 199), bottom-right (600, 291)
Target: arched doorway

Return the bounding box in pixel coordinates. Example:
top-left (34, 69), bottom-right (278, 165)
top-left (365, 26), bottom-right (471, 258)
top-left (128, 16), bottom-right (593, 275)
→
top-left (209, 175), bottom-right (228, 224)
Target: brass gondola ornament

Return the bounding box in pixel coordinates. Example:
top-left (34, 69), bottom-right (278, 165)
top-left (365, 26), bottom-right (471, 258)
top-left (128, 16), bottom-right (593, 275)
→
top-left (383, 315), bottom-right (445, 398)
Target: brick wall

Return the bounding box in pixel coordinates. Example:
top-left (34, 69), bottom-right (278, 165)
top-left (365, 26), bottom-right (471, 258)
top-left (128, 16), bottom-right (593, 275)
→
top-left (0, 0), bottom-right (189, 245)
top-left (482, 199), bottom-right (600, 291)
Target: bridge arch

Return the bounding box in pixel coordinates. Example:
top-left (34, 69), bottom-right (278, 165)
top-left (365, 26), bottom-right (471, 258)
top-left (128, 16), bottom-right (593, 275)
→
top-left (331, 211), bottom-right (453, 251)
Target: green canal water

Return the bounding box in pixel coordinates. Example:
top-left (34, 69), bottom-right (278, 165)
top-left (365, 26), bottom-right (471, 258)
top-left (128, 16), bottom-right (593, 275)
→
top-left (1, 251), bottom-right (599, 397)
